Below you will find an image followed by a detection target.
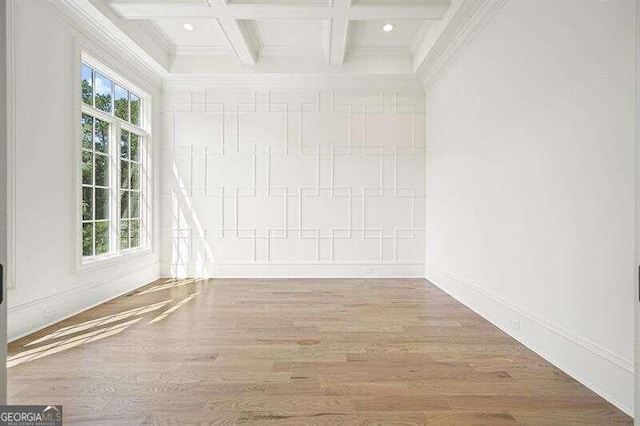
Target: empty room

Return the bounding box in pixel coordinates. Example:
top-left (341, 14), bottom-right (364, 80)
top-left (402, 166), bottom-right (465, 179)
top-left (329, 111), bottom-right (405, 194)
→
top-left (0, 0), bottom-right (637, 424)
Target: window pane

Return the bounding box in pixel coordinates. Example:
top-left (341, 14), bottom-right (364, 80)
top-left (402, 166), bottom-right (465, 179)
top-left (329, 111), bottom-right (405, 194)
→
top-left (130, 93), bottom-right (140, 125)
top-left (95, 188), bottom-right (109, 220)
top-left (95, 221), bottom-right (110, 255)
top-left (81, 64), bottom-right (93, 106)
top-left (114, 85), bottom-right (129, 121)
top-left (130, 219), bottom-right (140, 248)
top-left (130, 133), bottom-right (139, 161)
top-left (94, 72), bottom-right (112, 113)
top-left (131, 191), bottom-right (140, 218)
top-left (81, 66), bottom-right (146, 260)
top-left (94, 118), bottom-right (109, 154)
top-left (130, 163), bottom-right (139, 190)
top-left (82, 223), bottom-right (94, 256)
top-left (120, 220), bottom-right (129, 250)
top-left (82, 114), bottom-right (93, 150)
top-left (82, 187), bottom-right (93, 221)
top-left (120, 160), bottom-right (129, 189)
top-left (82, 151), bottom-right (93, 185)
top-left (95, 154), bottom-right (109, 187)
top-left (120, 190), bottom-right (129, 219)
top-left (120, 130), bottom-right (129, 159)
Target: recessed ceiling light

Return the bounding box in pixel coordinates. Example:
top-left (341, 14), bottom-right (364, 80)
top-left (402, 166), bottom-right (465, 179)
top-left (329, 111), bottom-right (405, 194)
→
top-left (183, 23), bottom-right (195, 31)
top-left (382, 23), bottom-right (395, 32)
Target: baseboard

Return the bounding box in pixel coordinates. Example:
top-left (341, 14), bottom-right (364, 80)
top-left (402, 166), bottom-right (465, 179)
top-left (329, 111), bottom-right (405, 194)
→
top-left (162, 262), bottom-right (425, 278)
top-left (8, 261), bottom-right (161, 342)
top-left (425, 263), bottom-right (634, 417)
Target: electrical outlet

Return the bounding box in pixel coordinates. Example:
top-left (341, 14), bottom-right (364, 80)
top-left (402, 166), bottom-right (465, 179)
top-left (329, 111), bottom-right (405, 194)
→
top-left (363, 267), bottom-right (375, 275)
top-left (507, 318), bottom-right (521, 331)
top-left (43, 305), bottom-right (59, 319)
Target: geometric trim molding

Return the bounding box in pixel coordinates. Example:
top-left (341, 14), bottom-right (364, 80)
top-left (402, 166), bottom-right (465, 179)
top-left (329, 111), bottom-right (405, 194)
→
top-left (162, 89), bottom-right (426, 277)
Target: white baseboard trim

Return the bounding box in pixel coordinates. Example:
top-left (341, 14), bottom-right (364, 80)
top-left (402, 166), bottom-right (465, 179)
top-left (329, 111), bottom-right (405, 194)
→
top-left (425, 262), bottom-right (634, 417)
top-left (8, 261), bottom-right (161, 342)
top-left (162, 262), bottom-right (425, 278)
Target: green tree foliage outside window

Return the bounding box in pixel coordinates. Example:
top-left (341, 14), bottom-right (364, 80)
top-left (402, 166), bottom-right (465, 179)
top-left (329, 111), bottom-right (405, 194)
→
top-left (81, 64), bottom-right (141, 127)
top-left (81, 62), bottom-right (144, 258)
top-left (119, 130), bottom-right (143, 250)
top-left (130, 94), bottom-right (141, 126)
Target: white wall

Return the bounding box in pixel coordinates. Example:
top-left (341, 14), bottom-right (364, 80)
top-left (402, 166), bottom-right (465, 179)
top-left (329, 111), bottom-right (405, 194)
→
top-left (425, 0), bottom-right (636, 415)
top-left (7, 1), bottom-right (161, 341)
top-left (161, 84), bottom-right (426, 277)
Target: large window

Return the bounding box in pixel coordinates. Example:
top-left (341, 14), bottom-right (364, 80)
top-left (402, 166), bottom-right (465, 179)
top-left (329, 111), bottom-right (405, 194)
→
top-left (80, 60), bottom-right (148, 262)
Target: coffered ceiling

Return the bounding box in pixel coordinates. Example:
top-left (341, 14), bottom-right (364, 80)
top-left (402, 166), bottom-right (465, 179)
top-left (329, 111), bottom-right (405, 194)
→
top-left (87, 0), bottom-right (462, 76)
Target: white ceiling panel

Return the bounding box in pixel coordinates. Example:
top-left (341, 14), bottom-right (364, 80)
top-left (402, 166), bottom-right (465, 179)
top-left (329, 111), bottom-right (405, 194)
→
top-left (255, 19), bottom-right (323, 47)
top-left (349, 20), bottom-right (429, 47)
top-left (152, 18), bottom-right (229, 47)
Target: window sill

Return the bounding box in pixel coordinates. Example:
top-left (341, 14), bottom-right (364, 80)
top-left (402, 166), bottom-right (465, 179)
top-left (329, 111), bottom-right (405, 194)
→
top-left (78, 247), bottom-right (153, 273)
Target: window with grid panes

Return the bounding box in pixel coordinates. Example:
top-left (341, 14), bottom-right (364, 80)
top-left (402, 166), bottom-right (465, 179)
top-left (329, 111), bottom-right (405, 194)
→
top-left (80, 60), bottom-right (148, 261)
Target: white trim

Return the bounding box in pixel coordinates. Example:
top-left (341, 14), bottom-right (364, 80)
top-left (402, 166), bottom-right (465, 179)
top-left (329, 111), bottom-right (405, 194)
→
top-left (259, 46), bottom-right (324, 58)
top-left (162, 74), bottom-right (425, 91)
top-left (349, 46), bottom-right (413, 58)
top-left (326, 18), bottom-right (349, 65)
top-left (8, 261), bottom-right (161, 342)
top-left (163, 262), bottom-right (425, 278)
top-left (78, 248), bottom-right (153, 273)
top-left (425, 262), bottom-right (634, 416)
top-left (48, 0), bottom-right (167, 81)
top-left (110, 2), bottom-right (450, 21)
top-left (172, 46), bottom-right (234, 57)
top-left (216, 17), bottom-right (258, 66)
top-left (415, 0), bottom-right (507, 90)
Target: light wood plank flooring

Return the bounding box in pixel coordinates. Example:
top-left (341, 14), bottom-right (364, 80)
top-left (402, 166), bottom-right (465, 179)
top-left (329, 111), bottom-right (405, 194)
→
top-left (8, 278), bottom-right (632, 425)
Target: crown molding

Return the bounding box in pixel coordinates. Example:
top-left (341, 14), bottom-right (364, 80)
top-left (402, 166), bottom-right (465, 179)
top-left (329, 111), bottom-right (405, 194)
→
top-left (48, 0), bottom-right (169, 81)
top-left (111, 1), bottom-right (450, 20)
top-left (415, 0), bottom-right (507, 91)
top-left (259, 46), bottom-right (324, 58)
top-left (162, 73), bottom-right (425, 91)
top-left (349, 46), bottom-right (413, 58)
top-left (172, 46), bottom-right (235, 57)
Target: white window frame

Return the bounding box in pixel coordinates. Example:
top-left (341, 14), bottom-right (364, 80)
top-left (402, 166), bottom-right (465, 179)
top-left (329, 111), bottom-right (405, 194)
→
top-left (76, 52), bottom-right (152, 270)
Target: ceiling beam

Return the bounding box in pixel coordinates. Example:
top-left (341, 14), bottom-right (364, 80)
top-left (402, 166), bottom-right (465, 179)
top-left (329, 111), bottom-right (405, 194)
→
top-left (110, 2), bottom-right (451, 21)
top-left (216, 18), bottom-right (258, 65)
top-left (323, 18), bottom-right (349, 65)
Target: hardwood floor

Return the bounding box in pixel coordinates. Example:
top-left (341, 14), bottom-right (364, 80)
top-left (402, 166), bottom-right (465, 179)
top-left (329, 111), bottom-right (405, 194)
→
top-left (8, 278), bottom-right (632, 425)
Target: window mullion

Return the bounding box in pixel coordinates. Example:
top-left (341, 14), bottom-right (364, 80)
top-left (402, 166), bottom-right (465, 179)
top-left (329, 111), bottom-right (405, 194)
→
top-left (120, 121), bottom-right (148, 137)
top-left (91, 117), bottom-right (96, 257)
top-left (82, 104), bottom-right (147, 136)
top-left (142, 135), bottom-right (147, 248)
top-left (113, 121), bottom-right (121, 255)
